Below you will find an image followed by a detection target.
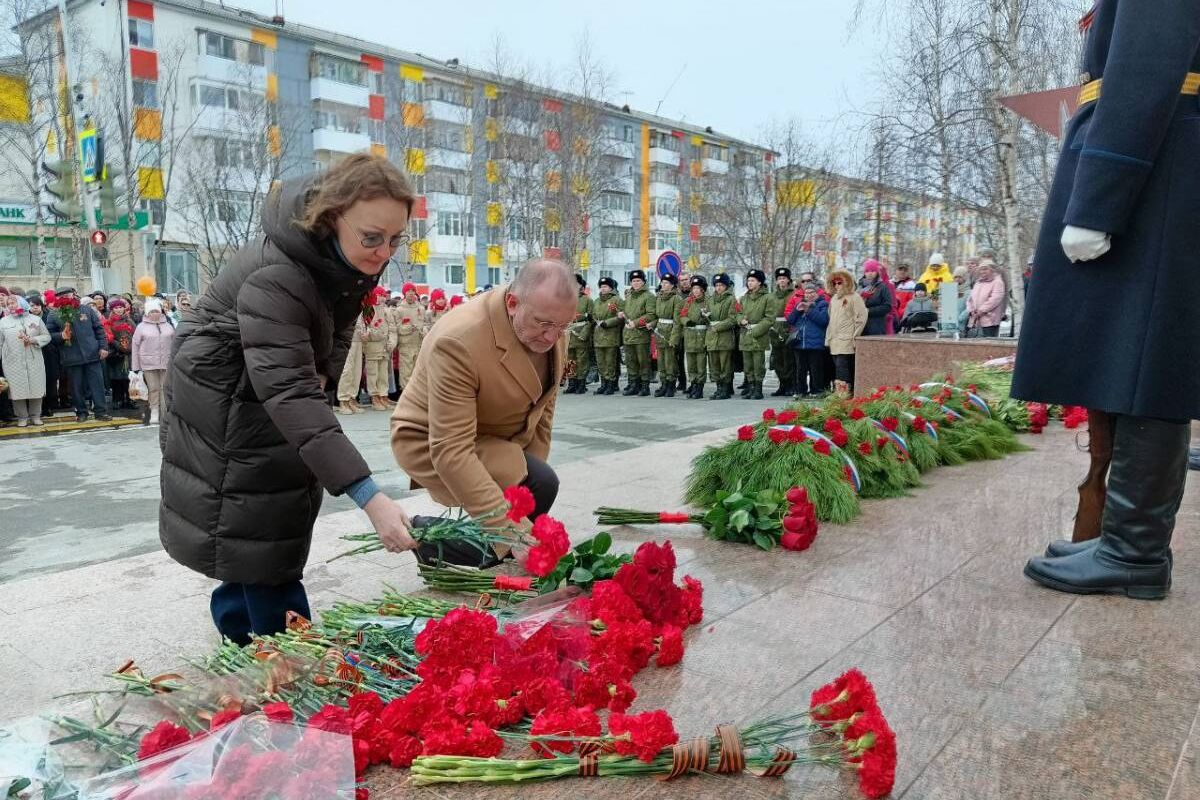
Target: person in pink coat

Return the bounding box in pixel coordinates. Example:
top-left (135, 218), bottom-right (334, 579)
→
top-left (966, 260), bottom-right (1006, 336)
top-left (131, 298), bottom-right (175, 423)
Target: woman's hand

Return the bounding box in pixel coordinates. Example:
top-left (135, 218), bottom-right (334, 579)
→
top-left (364, 494), bottom-right (417, 552)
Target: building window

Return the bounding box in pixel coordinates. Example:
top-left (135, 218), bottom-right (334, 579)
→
top-left (426, 167), bottom-right (468, 195)
top-left (425, 79), bottom-right (469, 106)
top-left (157, 249), bottom-right (200, 294)
top-left (700, 235), bottom-right (726, 255)
top-left (506, 216), bottom-right (527, 242)
top-left (649, 231), bottom-right (677, 250)
top-left (401, 78), bottom-right (423, 102)
top-left (599, 269), bottom-right (614, 281)
top-left (195, 83), bottom-right (260, 111)
top-left (436, 211), bottom-right (474, 237)
top-left (544, 228), bottom-right (560, 249)
top-left (311, 53), bottom-right (367, 86)
top-left (140, 198), bottom-right (166, 226)
top-left (203, 32), bottom-right (265, 66)
top-left (406, 263), bottom-right (428, 282)
top-left (651, 198), bottom-right (677, 219)
top-left (132, 79), bottom-right (158, 109)
top-left (600, 192), bottom-right (632, 213)
top-left (370, 71), bottom-right (384, 94)
top-left (600, 226), bottom-right (633, 250)
top-left (487, 267), bottom-right (502, 285)
top-left (128, 18), bottom-right (154, 49)
top-left (208, 137), bottom-right (262, 169)
top-left (649, 130), bottom-right (681, 152)
top-left (313, 101), bottom-right (366, 134)
top-left (0, 245), bottom-right (19, 273)
top-left (702, 143), bottom-right (728, 162)
top-left (445, 263), bottom-right (465, 284)
top-left (485, 224), bottom-right (503, 245)
top-left (649, 165), bottom-right (678, 185)
top-left (409, 218), bottom-right (428, 240)
top-left (211, 190), bottom-right (254, 225)
top-left (427, 121), bottom-right (467, 152)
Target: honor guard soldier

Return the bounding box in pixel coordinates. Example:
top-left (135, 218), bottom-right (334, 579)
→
top-left (620, 269), bottom-right (656, 396)
top-left (591, 277), bottom-right (624, 395)
top-left (564, 274), bottom-right (592, 394)
top-left (680, 276), bottom-right (709, 399)
top-left (770, 267), bottom-right (795, 396)
top-left (653, 274), bottom-right (685, 397)
top-left (705, 273), bottom-right (737, 400)
top-left (737, 269), bottom-right (773, 400)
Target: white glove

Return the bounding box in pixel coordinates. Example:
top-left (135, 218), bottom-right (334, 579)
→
top-left (1061, 225), bottom-right (1111, 263)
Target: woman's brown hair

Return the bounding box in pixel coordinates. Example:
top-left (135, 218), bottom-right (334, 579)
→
top-left (296, 153), bottom-right (415, 237)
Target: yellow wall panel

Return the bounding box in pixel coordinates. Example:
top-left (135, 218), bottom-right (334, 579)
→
top-left (688, 255), bottom-right (699, 270)
top-left (690, 160), bottom-right (702, 178)
top-left (406, 148), bottom-right (425, 175)
top-left (544, 208), bottom-right (561, 232)
top-left (545, 170), bottom-right (561, 192)
top-left (486, 202), bottom-right (502, 227)
top-left (578, 249), bottom-right (589, 268)
top-left (402, 102), bottom-right (424, 128)
top-left (0, 74), bottom-right (30, 124)
top-left (776, 179), bottom-right (816, 209)
top-left (409, 238), bottom-right (429, 264)
top-left (570, 175), bottom-right (589, 196)
top-left (267, 125), bottom-right (281, 157)
top-left (484, 84), bottom-right (498, 100)
top-left (487, 244), bottom-right (502, 266)
top-left (265, 74), bottom-right (278, 102)
top-left (690, 135), bottom-right (703, 146)
top-left (133, 107), bottom-right (161, 140)
top-left (371, 143), bottom-right (387, 157)
top-left (484, 118), bottom-right (498, 141)
top-left (486, 160), bottom-right (500, 184)
top-left (250, 29), bottom-right (278, 49)
top-left (137, 167), bottom-right (164, 200)
top-left (400, 64), bottom-right (425, 82)
top-left (465, 254), bottom-right (477, 292)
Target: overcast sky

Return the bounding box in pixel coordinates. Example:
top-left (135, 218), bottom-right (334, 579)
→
top-left (235, 0), bottom-right (884, 149)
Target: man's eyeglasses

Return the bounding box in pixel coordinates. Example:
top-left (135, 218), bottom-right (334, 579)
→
top-left (341, 214), bottom-right (411, 250)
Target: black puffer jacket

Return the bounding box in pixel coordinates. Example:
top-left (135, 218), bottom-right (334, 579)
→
top-left (160, 176), bottom-right (376, 585)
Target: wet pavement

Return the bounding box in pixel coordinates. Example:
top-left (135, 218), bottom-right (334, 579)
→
top-left (1, 409), bottom-right (1197, 799)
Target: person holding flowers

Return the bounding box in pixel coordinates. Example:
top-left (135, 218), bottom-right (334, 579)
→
top-left (0, 293), bottom-right (51, 427)
top-left (159, 153), bottom-right (419, 645)
top-left (391, 258), bottom-right (574, 566)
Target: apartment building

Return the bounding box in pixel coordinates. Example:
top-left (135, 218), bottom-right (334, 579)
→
top-left (0, 0), bottom-right (771, 295)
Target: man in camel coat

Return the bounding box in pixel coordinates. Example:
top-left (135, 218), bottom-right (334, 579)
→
top-left (391, 259), bottom-right (575, 564)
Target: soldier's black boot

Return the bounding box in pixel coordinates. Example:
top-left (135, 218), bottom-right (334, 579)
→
top-left (1024, 416), bottom-right (1186, 600)
top-left (739, 379), bottom-right (751, 398)
top-left (771, 380), bottom-right (789, 397)
top-left (638, 380), bottom-right (650, 396)
top-left (594, 379), bottom-right (609, 395)
top-left (622, 379), bottom-right (638, 396)
top-left (749, 380), bottom-right (764, 400)
top-left (737, 378), bottom-right (747, 392)
top-left (664, 382), bottom-right (676, 398)
top-left (605, 379), bottom-right (619, 395)
top-left (691, 381), bottom-right (704, 399)
top-left (654, 380), bottom-right (669, 397)
top-left (709, 382), bottom-right (724, 400)
top-left (722, 380), bottom-right (735, 399)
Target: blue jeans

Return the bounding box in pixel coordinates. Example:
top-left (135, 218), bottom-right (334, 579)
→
top-left (210, 581), bottom-right (311, 645)
top-left (67, 361), bottom-right (109, 417)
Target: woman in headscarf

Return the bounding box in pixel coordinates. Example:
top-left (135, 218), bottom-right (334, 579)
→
top-left (0, 293), bottom-right (51, 427)
top-left (106, 297), bottom-right (136, 410)
top-left (858, 259), bottom-right (894, 336)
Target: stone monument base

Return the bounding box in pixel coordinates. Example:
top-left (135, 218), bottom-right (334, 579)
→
top-left (853, 334), bottom-right (1017, 395)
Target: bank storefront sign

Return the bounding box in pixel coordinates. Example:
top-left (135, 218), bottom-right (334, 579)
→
top-left (0, 204), bottom-right (37, 224)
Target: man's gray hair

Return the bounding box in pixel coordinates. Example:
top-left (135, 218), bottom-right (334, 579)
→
top-left (511, 258), bottom-right (575, 301)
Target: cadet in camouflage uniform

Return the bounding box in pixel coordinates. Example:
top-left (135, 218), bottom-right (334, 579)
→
top-left (705, 273), bottom-right (737, 400)
top-left (770, 267), bottom-right (795, 396)
top-left (564, 273), bottom-right (593, 394)
top-left (390, 282), bottom-right (425, 390)
top-left (591, 277), bottom-right (624, 395)
top-left (620, 269), bottom-right (656, 396)
top-left (680, 276), bottom-right (709, 399)
top-left (736, 269), bottom-right (774, 400)
top-left (652, 274), bottom-right (685, 397)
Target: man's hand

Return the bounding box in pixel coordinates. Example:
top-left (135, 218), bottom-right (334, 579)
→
top-left (364, 494), bottom-right (417, 553)
top-left (1061, 225), bottom-right (1111, 263)
top-left (98, 349), bottom-right (109, 359)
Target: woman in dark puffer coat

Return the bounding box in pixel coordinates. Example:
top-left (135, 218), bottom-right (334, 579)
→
top-left (161, 154), bottom-right (419, 644)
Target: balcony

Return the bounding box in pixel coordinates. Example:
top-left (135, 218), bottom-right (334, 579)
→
top-left (427, 233), bottom-right (476, 256)
top-left (649, 181), bottom-right (679, 199)
top-left (425, 147), bottom-right (471, 171)
top-left (312, 127), bottom-right (371, 154)
top-left (310, 77), bottom-right (369, 108)
top-left (702, 157), bottom-right (729, 175)
top-left (604, 140), bottom-right (636, 160)
top-left (424, 99), bottom-right (470, 123)
top-left (425, 191), bottom-right (471, 212)
top-left (649, 147), bottom-right (680, 167)
top-left (596, 209), bottom-right (633, 228)
top-left (194, 106), bottom-right (238, 134)
top-left (197, 54), bottom-right (267, 88)
top-left (650, 214), bottom-right (679, 233)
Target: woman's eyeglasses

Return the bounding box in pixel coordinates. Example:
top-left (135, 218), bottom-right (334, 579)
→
top-left (341, 214), bottom-right (411, 250)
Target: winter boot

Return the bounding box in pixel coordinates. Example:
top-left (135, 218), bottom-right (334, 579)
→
top-left (690, 382), bottom-right (704, 399)
top-left (594, 379), bottom-right (609, 395)
top-left (771, 381), bottom-right (790, 397)
top-left (722, 380), bottom-right (735, 399)
top-left (1024, 415), bottom-right (1187, 600)
top-left (749, 380), bottom-right (764, 400)
top-left (622, 379), bottom-right (638, 396)
top-left (739, 379), bottom-right (752, 398)
top-left (654, 380), bottom-right (669, 397)
top-left (664, 382), bottom-right (676, 398)
top-left (638, 380), bottom-right (651, 397)
top-left (709, 382), bottom-right (725, 400)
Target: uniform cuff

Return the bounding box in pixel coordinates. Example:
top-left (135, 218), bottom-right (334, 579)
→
top-left (346, 476), bottom-right (381, 509)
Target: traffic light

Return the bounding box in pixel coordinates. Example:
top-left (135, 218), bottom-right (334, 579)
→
top-left (41, 159), bottom-right (81, 222)
top-left (95, 165), bottom-right (130, 225)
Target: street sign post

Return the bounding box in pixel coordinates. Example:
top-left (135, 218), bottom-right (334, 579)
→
top-left (656, 250), bottom-right (682, 278)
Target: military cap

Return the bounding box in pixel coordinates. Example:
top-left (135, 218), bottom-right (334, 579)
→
top-left (598, 276), bottom-right (618, 290)
top-left (690, 275), bottom-right (708, 291)
top-left (629, 269), bottom-right (647, 282)
top-left (713, 273), bottom-right (733, 287)
top-left (747, 269), bottom-right (767, 284)
top-left (660, 273), bottom-right (679, 286)
top-left (774, 267), bottom-right (792, 279)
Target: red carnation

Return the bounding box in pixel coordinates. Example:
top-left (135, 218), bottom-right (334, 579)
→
top-left (776, 410), bottom-right (798, 425)
top-left (823, 418), bottom-right (843, 433)
top-left (912, 416), bottom-right (927, 432)
top-left (387, 735), bottom-right (423, 768)
top-left (737, 425), bottom-right (755, 441)
top-left (768, 428), bottom-right (788, 445)
top-left (831, 429), bottom-right (849, 448)
top-left (680, 575), bottom-right (704, 625)
top-left (850, 408), bottom-right (866, 420)
top-left (762, 408), bottom-right (777, 421)
top-left (503, 485), bottom-right (536, 522)
top-left (785, 487), bottom-right (808, 504)
top-left (843, 465), bottom-right (856, 485)
top-left (876, 436), bottom-right (889, 448)
top-left (633, 540), bottom-right (677, 578)
top-left (609, 710), bottom-right (679, 762)
top-left (530, 705), bottom-right (602, 756)
top-left (846, 709), bottom-right (897, 799)
top-left (308, 704), bottom-right (353, 735)
top-left (882, 417), bottom-right (899, 432)
top-left (781, 530), bottom-right (816, 551)
top-left (810, 667), bottom-right (879, 723)
top-left (525, 546), bottom-right (562, 577)
top-left (137, 720), bottom-right (192, 761)
top-left (262, 702), bottom-right (294, 723)
top-left (858, 442), bottom-right (873, 456)
top-left (787, 427), bottom-right (807, 443)
top-left (656, 625), bottom-right (684, 667)
top-left (813, 439), bottom-right (832, 455)
top-left (209, 709), bottom-right (241, 730)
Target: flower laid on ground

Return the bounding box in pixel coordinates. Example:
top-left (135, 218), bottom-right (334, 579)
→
top-left (1062, 405), bottom-right (1088, 429)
